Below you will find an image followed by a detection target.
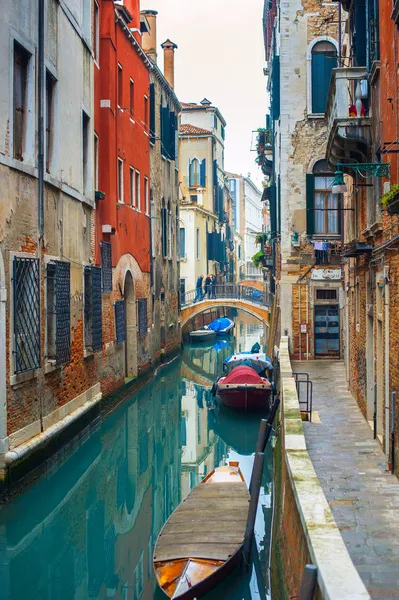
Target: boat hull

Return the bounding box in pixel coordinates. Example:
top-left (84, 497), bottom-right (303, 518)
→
top-left (216, 321), bottom-right (235, 336)
top-left (189, 330), bottom-right (217, 342)
top-left (218, 385), bottom-right (272, 411)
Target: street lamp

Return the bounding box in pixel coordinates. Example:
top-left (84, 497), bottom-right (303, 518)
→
top-left (332, 162), bottom-right (390, 194)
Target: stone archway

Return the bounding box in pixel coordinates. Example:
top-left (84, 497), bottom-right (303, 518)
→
top-left (124, 271), bottom-right (137, 379)
top-left (0, 250), bottom-right (7, 453)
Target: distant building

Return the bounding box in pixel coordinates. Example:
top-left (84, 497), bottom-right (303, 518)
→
top-left (141, 10), bottom-right (181, 360)
top-left (178, 100), bottom-right (230, 294)
top-left (0, 0), bottom-right (96, 474)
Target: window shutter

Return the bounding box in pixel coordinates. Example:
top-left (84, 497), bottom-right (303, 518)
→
top-left (269, 183), bottom-right (277, 234)
top-left (355, 0), bottom-right (367, 67)
top-left (149, 84), bottom-right (155, 144)
top-left (271, 55), bottom-right (280, 120)
top-left (337, 193), bottom-right (342, 236)
top-left (312, 52), bottom-right (336, 114)
top-left (162, 207), bottom-right (167, 257)
top-left (306, 174), bottom-right (315, 236)
top-left (180, 227), bottom-right (185, 258)
top-left (200, 159), bottom-right (206, 187)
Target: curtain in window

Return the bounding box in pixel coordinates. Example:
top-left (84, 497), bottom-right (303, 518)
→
top-left (328, 194), bottom-right (338, 233)
top-left (314, 192), bottom-right (325, 233)
top-left (189, 159), bottom-right (199, 187)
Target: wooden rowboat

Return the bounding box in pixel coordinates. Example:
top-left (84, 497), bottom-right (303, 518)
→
top-left (153, 462), bottom-right (249, 599)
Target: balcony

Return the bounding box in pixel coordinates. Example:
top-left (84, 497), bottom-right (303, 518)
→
top-left (326, 67), bottom-right (372, 169)
top-left (253, 128), bottom-right (273, 176)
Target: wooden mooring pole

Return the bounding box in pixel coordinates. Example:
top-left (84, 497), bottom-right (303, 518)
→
top-left (242, 451), bottom-right (264, 572)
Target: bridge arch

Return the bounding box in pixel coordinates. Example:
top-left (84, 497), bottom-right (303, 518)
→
top-left (180, 299), bottom-right (269, 329)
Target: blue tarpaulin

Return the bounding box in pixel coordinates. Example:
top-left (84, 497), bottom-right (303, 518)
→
top-left (207, 317), bottom-right (232, 332)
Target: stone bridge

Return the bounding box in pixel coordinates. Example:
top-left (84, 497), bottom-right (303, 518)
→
top-left (180, 285), bottom-right (270, 328)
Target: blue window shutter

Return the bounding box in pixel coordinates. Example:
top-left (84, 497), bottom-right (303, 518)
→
top-left (189, 160), bottom-right (193, 187)
top-left (312, 51), bottom-right (337, 114)
top-left (180, 227), bottom-right (185, 258)
top-left (200, 159), bottom-right (206, 187)
top-left (355, 0), bottom-right (367, 66)
top-left (269, 183), bottom-right (277, 234)
top-left (149, 84), bottom-right (155, 144)
top-left (271, 55), bottom-right (280, 120)
top-left (306, 174), bottom-right (315, 236)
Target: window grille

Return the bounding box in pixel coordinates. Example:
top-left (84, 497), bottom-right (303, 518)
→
top-left (137, 298), bottom-right (148, 337)
top-left (47, 261), bottom-right (71, 365)
top-left (101, 242), bottom-right (112, 292)
top-left (84, 266), bottom-right (102, 352)
top-left (316, 289), bottom-right (337, 300)
top-left (13, 257), bottom-right (41, 374)
top-left (114, 300), bottom-right (126, 344)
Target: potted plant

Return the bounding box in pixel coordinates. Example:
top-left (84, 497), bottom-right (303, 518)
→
top-left (380, 184), bottom-right (399, 215)
top-left (252, 250), bottom-right (267, 268)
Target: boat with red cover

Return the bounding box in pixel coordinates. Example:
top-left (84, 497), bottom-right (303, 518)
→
top-left (216, 366), bottom-right (273, 411)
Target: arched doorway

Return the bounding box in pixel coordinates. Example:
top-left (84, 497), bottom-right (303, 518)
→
top-left (124, 271), bottom-right (137, 378)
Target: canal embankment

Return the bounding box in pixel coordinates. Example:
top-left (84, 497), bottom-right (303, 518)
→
top-left (271, 337), bottom-right (370, 600)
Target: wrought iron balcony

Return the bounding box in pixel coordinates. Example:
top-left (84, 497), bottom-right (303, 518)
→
top-left (326, 67), bottom-right (372, 169)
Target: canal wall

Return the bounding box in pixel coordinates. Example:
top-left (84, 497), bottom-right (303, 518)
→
top-left (271, 337), bottom-right (370, 600)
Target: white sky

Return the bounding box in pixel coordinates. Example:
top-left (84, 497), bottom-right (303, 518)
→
top-left (140, 0), bottom-right (268, 188)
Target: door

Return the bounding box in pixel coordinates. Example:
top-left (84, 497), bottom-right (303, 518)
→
top-left (314, 305), bottom-right (340, 357)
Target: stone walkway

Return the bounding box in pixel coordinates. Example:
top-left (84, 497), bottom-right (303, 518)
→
top-left (293, 360), bottom-right (399, 600)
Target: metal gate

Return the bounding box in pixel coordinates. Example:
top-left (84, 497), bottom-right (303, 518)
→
top-left (314, 304), bottom-right (339, 357)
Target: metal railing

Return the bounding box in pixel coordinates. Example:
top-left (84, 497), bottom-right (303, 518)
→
top-left (293, 372), bottom-right (313, 421)
top-left (180, 284), bottom-right (271, 308)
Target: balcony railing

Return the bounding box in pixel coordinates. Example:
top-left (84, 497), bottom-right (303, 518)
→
top-left (326, 67), bottom-right (372, 167)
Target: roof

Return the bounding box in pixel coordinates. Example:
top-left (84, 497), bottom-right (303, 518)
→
top-left (180, 124), bottom-right (212, 136)
top-left (181, 100), bottom-right (227, 127)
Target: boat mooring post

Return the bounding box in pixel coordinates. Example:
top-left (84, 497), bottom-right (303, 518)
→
top-left (254, 395), bottom-right (281, 456)
top-left (242, 451), bottom-right (264, 573)
top-left (298, 564), bottom-right (318, 600)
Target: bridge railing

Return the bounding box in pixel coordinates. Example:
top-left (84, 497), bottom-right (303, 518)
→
top-left (181, 284), bottom-right (271, 308)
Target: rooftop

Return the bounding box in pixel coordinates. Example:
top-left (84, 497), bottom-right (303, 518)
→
top-left (180, 124), bottom-right (212, 136)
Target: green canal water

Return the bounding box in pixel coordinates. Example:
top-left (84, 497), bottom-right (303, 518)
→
top-left (0, 313), bottom-right (273, 600)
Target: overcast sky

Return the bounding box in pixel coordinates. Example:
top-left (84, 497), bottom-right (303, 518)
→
top-left (140, 0), bottom-right (267, 188)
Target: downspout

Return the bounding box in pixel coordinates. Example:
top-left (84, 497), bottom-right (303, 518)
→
top-left (298, 280), bottom-right (302, 360)
top-left (306, 279), bottom-right (309, 360)
top-left (38, 0), bottom-right (45, 240)
top-left (384, 276), bottom-right (390, 458)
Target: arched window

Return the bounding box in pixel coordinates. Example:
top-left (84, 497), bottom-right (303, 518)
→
top-left (310, 159), bottom-right (340, 235)
top-left (161, 198), bottom-right (167, 258)
top-left (189, 158), bottom-right (206, 187)
top-left (311, 41), bottom-right (337, 114)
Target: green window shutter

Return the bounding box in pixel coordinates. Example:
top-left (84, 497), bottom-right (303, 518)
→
top-left (306, 174), bottom-right (315, 236)
top-left (149, 84), bottom-right (155, 144)
top-left (337, 193), bottom-right (342, 236)
top-left (200, 159), bottom-right (206, 187)
top-left (355, 0), bottom-right (367, 67)
top-left (277, 175), bottom-right (281, 235)
top-left (269, 183), bottom-right (277, 234)
top-left (272, 55), bottom-right (280, 120)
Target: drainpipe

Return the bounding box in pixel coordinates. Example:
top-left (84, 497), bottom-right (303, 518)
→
top-left (38, 0), bottom-right (45, 240)
top-left (306, 280), bottom-right (309, 360)
top-left (299, 280), bottom-right (302, 360)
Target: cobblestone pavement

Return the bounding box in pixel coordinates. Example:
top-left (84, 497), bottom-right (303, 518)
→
top-left (293, 360), bottom-right (399, 600)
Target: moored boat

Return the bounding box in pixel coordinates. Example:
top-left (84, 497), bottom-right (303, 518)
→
top-left (189, 328), bottom-right (217, 342)
top-left (207, 317), bottom-right (235, 336)
top-left (153, 462), bottom-right (249, 599)
top-left (216, 365), bottom-right (273, 411)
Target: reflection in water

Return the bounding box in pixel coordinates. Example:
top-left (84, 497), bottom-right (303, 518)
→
top-left (0, 313), bottom-right (272, 600)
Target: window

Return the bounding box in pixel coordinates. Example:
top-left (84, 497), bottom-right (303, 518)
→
top-left (45, 70), bottom-right (56, 173)
top-left (144, 176), bottom-right (149, 214)
top-left (180, 279), bottom-right (186, 305)
top-left (129, 78), bottom-right (134, 118)
top-left (46, 261), bottom-right (71, 365)
top-left (13, 41), bottom-right (31, 161)
top-left (94, 134), bottom-right (99, 189)
top-left (130, 166), bottom-right (134, 206)
top-left (114, 300), bottom-right (126, 344)
top-left (84, 266), bottom-right (102, 352)
top-left (214, 114), bottom-right (218, 130)
top-left (180, 228), bottom-right (186, 258)
top-left (221, 125), bottom-right (225, 140)
top-left (13, 257), bottom-right (40, 374)
top-left (356, 277), bottom-right (361, 329)
top-left (316, 289), bottom-right (338, 300)
top-left (306, 160), bottom-right (340, 236)
top-left (118, 158), bottom-right (124, 203)
top-left (101, 241), bottom-right (112, 292)
top-left (135, 170), bottom-right (141, 210)
top-left (196, 228), bottom-right (200, 260)
top-left (189, 158), bottom-right (206, 188)
top-left (94, 1), bottom-right (100, 63)
top-left (161, 199), bottom-right (167, 258)
top-left (137, 298), bottom-right (148, 337)
top-left (118, 63), bottom-right (123, 107)
top-left (190, 194), bottom-right (198, 203)
top-left (150, 191), bottom-right (156, 258)
top-left (167, 200), bottom-right (172, 258)
top-left (82, 111), bottom-right (90, 194)
top-left (149, 83), bottom-right (156, 144)
top-left (144, 95), bottom-right (149, 132)
top-left (311, 41), bottom-right (337, 114)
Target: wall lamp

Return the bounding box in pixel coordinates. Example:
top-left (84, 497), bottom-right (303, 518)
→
top-left (332, 162), bottom-right (390, 194)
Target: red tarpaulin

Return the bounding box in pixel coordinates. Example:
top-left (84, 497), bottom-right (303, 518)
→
top-left (223, 366), bottom-right (265, 385)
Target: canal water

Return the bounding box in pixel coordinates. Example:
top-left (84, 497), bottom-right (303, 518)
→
top-left (0, 312), bottom-right (273, 600)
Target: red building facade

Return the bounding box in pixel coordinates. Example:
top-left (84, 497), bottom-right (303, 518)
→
top-left (94, 0), bottom-right (152, 386)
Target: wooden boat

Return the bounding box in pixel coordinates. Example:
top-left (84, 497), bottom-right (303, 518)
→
top-left (207, 317), bottom-right (235, 336)
top-left (189, 329), bottom-right (217, 342)
top-left (153, 462), bottom-right (249, 599)
top-left (216, 366), bottom-right (273, 411)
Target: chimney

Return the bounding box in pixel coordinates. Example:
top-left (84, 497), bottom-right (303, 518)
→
top-left (161, 39), bottom-right (178, 89)
top-left (141, 10), bottom-right (158, 63)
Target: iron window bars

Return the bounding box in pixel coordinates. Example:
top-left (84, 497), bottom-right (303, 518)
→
top-left (46, 260), bottom-right (71, 365)
top-left (114, 300), bottom-right (126, 344)
top-left (101, 241), bottom-right (112, 293)
top-left (84, 266), bottom-right (102, 352)
top-left (137, 298), bottom-right (148, 338)
top-left (13, 257), bottom-right (41, 374)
